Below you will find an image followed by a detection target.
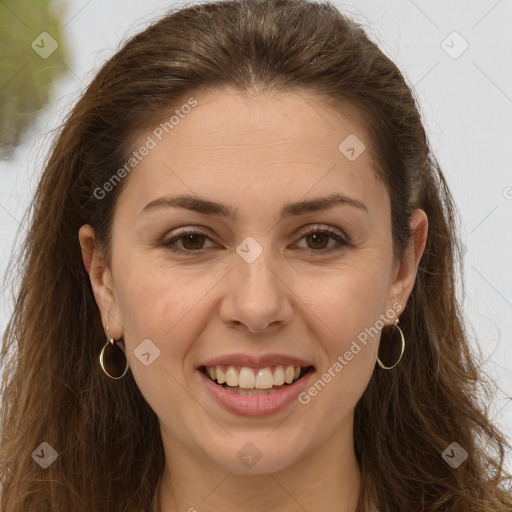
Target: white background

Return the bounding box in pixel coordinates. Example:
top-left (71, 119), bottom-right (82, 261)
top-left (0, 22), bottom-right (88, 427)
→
top-left (1, 0), bottom-right (511, 470)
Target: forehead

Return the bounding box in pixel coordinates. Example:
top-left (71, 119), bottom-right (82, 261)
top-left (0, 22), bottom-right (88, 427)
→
top-left (116, 88), bottom-right (389, 220)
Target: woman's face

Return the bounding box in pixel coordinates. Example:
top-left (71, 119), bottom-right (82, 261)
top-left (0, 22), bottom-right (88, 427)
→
top-left (81, 88), bottom-right (427, 476)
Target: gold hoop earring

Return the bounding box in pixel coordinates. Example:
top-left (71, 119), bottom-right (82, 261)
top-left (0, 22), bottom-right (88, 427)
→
top-left (99, 317), bottom-right (129, 379)
top-left (377, 316), bottom-right (405, 370)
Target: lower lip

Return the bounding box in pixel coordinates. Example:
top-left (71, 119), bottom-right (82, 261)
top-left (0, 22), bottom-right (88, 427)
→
top-left (197, 367), bottom-right (315, 417)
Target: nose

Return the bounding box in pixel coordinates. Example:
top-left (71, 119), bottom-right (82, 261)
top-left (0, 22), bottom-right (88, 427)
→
top-left (219, 244), bottom-right (293, 333)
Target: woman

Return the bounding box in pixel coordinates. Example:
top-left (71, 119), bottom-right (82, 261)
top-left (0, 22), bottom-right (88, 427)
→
top-left (1, 0), bottom-right (511, 510)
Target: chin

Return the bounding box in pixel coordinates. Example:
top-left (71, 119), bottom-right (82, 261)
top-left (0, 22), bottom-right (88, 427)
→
top-left (201, 438), bottom-right (306, 475)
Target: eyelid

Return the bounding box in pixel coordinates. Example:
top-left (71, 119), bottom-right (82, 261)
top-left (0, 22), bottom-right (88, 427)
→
top-left (299, 224), bottom-right (346, 239)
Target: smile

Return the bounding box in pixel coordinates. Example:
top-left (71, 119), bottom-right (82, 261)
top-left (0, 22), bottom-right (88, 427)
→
top-left (196, 365), bottom-right (316, 417)
top-left (201, 364), bottom-right (311, 390)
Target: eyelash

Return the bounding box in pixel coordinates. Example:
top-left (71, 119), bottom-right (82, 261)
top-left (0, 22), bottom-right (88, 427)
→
top-left (161, 225), bottom-right (349, 256)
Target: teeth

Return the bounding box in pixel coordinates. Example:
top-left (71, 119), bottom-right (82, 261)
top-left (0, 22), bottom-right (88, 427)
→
top-left (239, 367), bottom-right (256, 388)
top-left (203, 364), bottom-right (308, 389)
top-left (256, 367), bottom-right (274, 389)
top-left (273, 365), bottom-right (285, 385)
top-left (226, 366), bottom-right (238, 386)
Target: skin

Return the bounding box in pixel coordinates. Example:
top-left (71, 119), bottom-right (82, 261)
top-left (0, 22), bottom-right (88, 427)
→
top-left (79, 88), bottom-right (428, 511)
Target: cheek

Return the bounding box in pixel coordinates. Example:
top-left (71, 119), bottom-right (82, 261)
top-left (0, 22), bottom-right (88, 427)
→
top-left (304, 255), bottom-right (391, 342)
top-left (112, 255), bottom-right (212, 426)
top-left (114, 234), bottom-right (215, 319)
top-left (298, 269), bottom-right (385, 425)
top-left (112, 250), bottom-right (216, 370)
top-left (298, 255), bottom-right (388, 405)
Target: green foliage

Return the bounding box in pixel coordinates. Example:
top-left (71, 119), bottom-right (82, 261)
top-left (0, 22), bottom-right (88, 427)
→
top-left (0, 0), bottom-right (68, 159)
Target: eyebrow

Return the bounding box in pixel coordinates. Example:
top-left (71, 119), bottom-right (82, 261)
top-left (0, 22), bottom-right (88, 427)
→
top-left (139, 193), bottom-right (368, 220)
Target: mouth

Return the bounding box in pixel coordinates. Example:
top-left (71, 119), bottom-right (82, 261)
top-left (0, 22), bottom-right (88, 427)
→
top-left (199, 364), bottom-right (315, 395)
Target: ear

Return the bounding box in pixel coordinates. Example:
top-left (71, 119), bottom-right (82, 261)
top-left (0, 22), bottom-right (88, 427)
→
top-left (385, 209), bottom-right (428, 317)
top-left (78, 224), bottom-right (124, 343)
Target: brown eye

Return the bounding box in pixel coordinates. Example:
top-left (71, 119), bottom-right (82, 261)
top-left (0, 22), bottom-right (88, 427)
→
top-left (305, 232), bottom-right (330, 250)
top-left (296, 226), bottom-right (348, 255)
top-left (180, 233), bottom-right (207, 250)
top-left (162, 230), bottom-right (215, 254)
top-left (162, 226), bottom-right (348, 256)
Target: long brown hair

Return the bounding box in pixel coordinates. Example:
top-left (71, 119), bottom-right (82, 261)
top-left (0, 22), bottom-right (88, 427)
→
top-left (1, 0), bottom-right (511, 510)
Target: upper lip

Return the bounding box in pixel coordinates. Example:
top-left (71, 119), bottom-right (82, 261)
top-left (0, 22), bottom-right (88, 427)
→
top-left (198, 353), bottom-right (315, 369)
